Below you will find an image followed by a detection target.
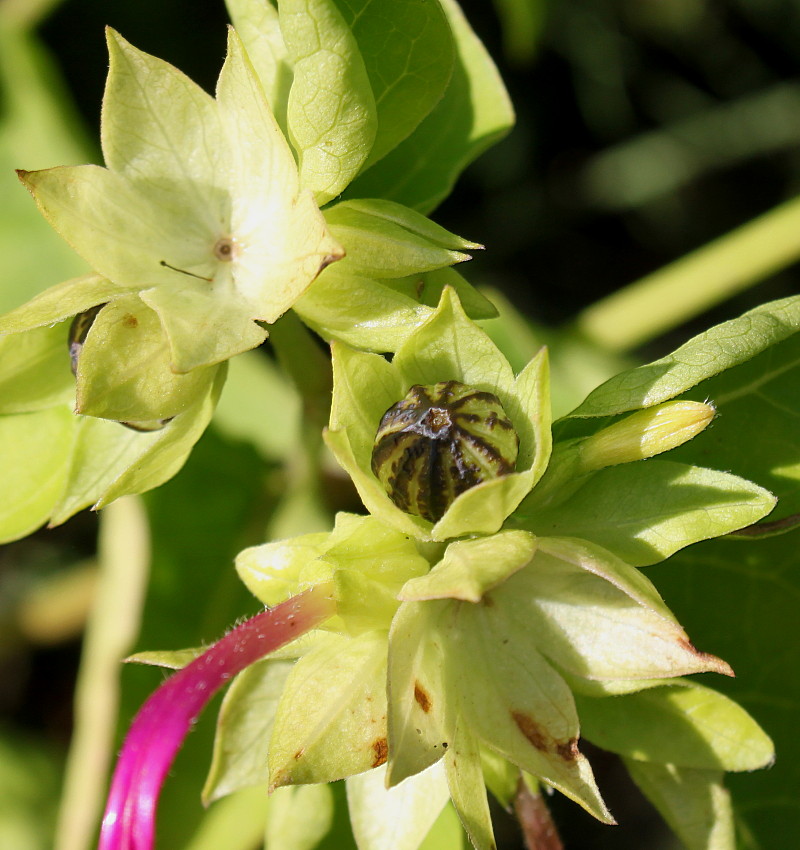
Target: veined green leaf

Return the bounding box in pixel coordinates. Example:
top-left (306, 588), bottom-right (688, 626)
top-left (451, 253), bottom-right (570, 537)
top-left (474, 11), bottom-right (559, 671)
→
top-left (346, 762), bottom-right (449, 850)
top-left (519, 460), bottom-right (776, 566)
top-left (323, 199), bottom-right (474, 280)
top-left (269, 631), bottom-right (388, 787)
top-left (650, 532), bottom-right (800, 847)
top-left (576, 680), bottom-right (774, 771)
top-left (399, 531), bottom-right (536, 603)
top-left (490, 539), bottom-right (733, 682)
top-left (386, 600), bottom-right (450, 787)
top-left (0, 323), bottom-right (74, 414)
top-left (672, 330), bottom-right (800, 523)
top-left (444, 599), bottom-right (613, 822)
top-left (626, 761), bottom-right (735, 850)
top-left (203, 659), bottom-right (295, 804)
top-left (331, 0), bottom-right (454, 169)
top-left (49, 363), bottom-right (227, 522)
top-left (280, 0), bottom-right (377, 203)
top-left (343, 0), bottom-right (514, 213)
top-left (0, 406), bottom-right (73, 543)
top-left (0, 274), bottom-right (127, 334)
top-left (75, 296), bottom-right (218, 422)
top-left (565, 294), bottom-right (800, 419)
top-left (264, 784), bottom-right (334, 850)
top-left (443, 719), bottom-right (496, 850)
top-left (102, 29), bottom-right (228, 222)
top-left (225, 0), bottom-right (292, 131)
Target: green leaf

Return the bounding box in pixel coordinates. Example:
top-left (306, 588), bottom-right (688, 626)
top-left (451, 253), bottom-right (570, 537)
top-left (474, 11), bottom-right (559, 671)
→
top-left (75, 296), bottom-right (218, 422)
top-left (576, 681), bottom-right (774, 771)
top-left (323, 199), bottom-right (473, 280)
top-left (443, 720), bottom-right (496, 850)
top-left (393, 287), bottom-right (514, 393)
top-left (295, 269), bottom-right (432, 351)
top-left (565, 294), bottom-right (800, 419)
top-left (388, 267), bottom-right (497, 320)
top-left (216, 27), bottom-right (345, 321)
top-left (649, 532), bottom-right (800, 847)
top-left (18, 163), bottom-right (209, 290)
top-left (140, 285), bottom-right (268, 373)
top-left (490, 538), bottom-right (733, 682)
top-left (444, 598), bottom-right (613, 822)
top-left (296, 267), bottom-right (496, 357)
top-left (265, 784), bottom-right (335, 850)
top-left (49, 417), bottom-right (155, 524)
top-left (625, 761), bottom-right (735, 850)
top-left (386, 600), bottom-right (450, 786)
top-left (203, 659), bottom-right (295, 803)
top-left (418, 803), bottom-right (465, 850)
top-left (332, 0), bottom-right (454, 169)
top-left (0, 274), bottom-right (127, 334)
top-left (49, 363), bottom-right (227, 519)
top-left (126, 648), bottom-right (203, 669)
top-left (399, 531), bottom-right (536, 603)
top-left (269, 631), bottom-right (389, 787)
top-left (280, 0), bottom-right (377, 203)
top-left (519, 460), bottom-right (776, 567)
top-left (671, 330), bottom-right (800, 522)
top-left (344, 0), bottom-right (514, 212)
top-left (225, 0), bottom-right (292, 131)
top-left (184, 786), bottom-right (270, 850)
top-left (0, 323), bottom-right (73, 413)
top-left (0, 406), bottom-right (73, 543)
top-left (102, 29), bottom-right (228, 222)
top-left (346, 763), bottom-right (449, 850)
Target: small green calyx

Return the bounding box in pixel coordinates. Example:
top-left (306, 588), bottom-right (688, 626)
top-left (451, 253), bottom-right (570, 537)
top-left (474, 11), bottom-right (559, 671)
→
top-left (371, 380), bottom-right (519, 523)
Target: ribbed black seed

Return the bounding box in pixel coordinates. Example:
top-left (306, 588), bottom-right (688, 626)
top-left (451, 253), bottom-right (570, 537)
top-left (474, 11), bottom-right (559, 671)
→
top-left (371, 380), bottom-right (519, 522)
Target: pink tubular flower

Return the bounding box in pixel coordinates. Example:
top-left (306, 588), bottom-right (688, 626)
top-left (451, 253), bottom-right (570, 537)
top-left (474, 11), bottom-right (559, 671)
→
top-left (99, 584), bottom-right (336, 850)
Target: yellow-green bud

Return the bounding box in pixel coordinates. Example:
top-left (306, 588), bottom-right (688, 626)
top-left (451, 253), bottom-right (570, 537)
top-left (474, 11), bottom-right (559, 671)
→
top-left (578, 401), bottom-right (715, 473)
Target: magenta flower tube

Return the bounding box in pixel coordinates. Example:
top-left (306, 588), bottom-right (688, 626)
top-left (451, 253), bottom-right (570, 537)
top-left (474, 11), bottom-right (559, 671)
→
top-left (99, 583), bottom-right (336, 850)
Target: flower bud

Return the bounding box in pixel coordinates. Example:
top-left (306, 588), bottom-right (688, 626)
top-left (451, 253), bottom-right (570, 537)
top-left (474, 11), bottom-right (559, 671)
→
top-left (578, 401), bottom-right (715, 473)
top-left (371, 381), bottom-right (519, 522)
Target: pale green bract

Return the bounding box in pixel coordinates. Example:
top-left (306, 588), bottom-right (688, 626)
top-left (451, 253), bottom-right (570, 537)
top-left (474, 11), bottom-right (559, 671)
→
top-left (211, 506), bottom-right (774, 850)
top-left (3, 27), bottom-right (344, 378)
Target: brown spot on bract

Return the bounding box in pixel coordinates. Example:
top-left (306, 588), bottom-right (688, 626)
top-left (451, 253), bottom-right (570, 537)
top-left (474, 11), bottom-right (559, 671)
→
top-left (511, 711), bottom-right (548, 751)
top-left (556, 737), bottom-right (580, 761)
top-left (414, 681), bottom-right (432, 713)
top-left (293, 749), bottom-right (304, 761)
top-left (122, 314), bottom-right (138, 328)
top-left (371, 738), bottom-right (388, 767)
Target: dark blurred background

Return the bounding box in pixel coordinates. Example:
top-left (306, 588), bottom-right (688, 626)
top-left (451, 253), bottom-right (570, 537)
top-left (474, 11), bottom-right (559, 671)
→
top-left (3, 0), bottom-right (800, 848)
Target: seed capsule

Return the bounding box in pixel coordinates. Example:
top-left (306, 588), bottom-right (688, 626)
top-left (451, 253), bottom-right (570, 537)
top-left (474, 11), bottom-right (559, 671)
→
top-left (371, 380), bottom-right (519, 523)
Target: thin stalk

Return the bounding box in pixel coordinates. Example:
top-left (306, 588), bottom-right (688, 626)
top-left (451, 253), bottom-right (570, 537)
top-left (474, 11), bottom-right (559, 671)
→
top-left (514, 777), bottom-right (564, 850)
top-left (98, 583), bottom-right (336, 850)
top-left (575, 193), bottom-right (800, 352)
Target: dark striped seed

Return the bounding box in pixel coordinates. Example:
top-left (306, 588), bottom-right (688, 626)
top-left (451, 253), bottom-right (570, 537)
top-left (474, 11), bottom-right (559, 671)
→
top-left (371, 380), bottom-right (519, 523)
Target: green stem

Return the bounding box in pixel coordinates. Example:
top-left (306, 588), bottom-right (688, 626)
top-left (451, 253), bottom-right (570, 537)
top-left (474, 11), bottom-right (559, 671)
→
top-left (574, 193), bottom-right (800, 352)
top-left (267, 312), bottom-right (334, 534)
